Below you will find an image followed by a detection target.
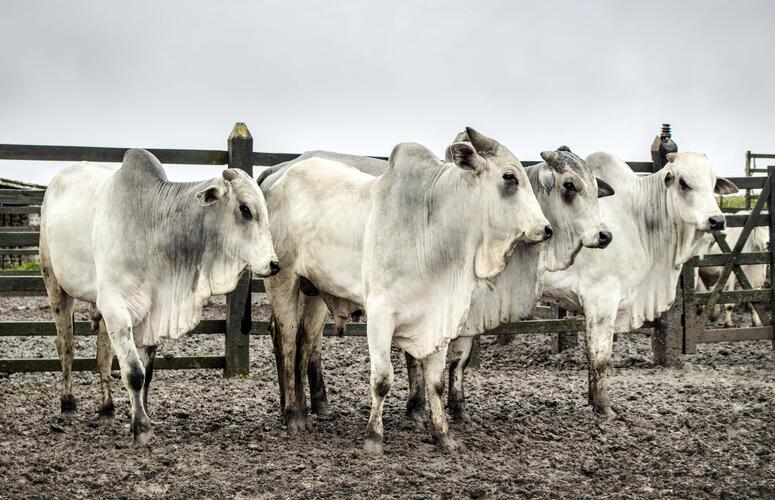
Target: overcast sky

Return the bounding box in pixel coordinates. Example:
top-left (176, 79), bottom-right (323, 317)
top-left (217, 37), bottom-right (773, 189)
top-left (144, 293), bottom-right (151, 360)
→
top-left (1, 0), bottom-right (773, 185)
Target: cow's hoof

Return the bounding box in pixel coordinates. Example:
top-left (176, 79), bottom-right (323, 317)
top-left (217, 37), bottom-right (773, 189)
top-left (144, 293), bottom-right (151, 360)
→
top-left (311, 401), bottom-right (332, 420)
top-left (435, 435), bottom-right (460, 452)
top-left (60, 395), bottom-right (77, 416)
top-left (286, 415), bottom-right (308, 435)
top-left (134, 428), bottom-right (154, 447)
top-left (450, 409), bottom-right (471, 424)
top-left (593, 406), bottom-right (617, 419)
top-left (363, 437), bottom-right (383, 455)
top-left (405, 409), bottom-right (426, 426)
top-left (98, 401), bottom-right (115, 421)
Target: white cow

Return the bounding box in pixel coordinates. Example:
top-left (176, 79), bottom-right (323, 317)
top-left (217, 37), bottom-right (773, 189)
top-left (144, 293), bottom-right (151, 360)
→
top-left (40, 149), bottom-right (278, 444)
top-left (263, 132), bottom-right (550, 452)
top-left (543, 151), bottom-right (737, 416)
top-left (698, 210), bottom-right (769, 326)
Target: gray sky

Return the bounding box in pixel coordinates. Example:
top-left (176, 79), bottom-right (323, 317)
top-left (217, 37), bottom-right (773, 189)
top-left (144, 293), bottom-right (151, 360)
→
top-left (1, 0), bottom-right (773, 185)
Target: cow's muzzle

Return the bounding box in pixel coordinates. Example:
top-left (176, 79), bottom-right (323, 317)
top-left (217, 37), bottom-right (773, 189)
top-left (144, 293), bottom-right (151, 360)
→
top-left (269, 260), bottom-right (281, 276)
top-left (708, 215), bottom-right (725, 231)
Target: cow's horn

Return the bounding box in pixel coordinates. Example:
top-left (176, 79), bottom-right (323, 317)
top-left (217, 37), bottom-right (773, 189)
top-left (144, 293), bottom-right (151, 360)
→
top-left (465, 127), bottom-right (498, 154)
top-left (222, 169), bottom-right (239, 181)
top-left (541, 151), bottom-right (560, 165)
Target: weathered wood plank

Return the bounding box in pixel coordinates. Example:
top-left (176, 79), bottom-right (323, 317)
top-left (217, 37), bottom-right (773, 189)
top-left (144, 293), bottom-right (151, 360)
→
top-left (0, 206), bottom-right (41, 214)
top-left (726, 176), bottom-right (766, 190)
top-left (0, 249), bottom-right (38, 256)
top-left (681, 264), bottom-right (699, 355)
top-left (698, 327), bottom-right (773, 343)
top-left (724, 213), bottom-right (769, 228)
top-left (0, 275), bottom-right (46, 292)
top-left (0, 320), bottom-right (227, 336)
top-left (0, 356), bottom-right (225, 373)
top-left (0, 189), bottom-right (45, 204)
top-left (694, 288), bottom-right (772, 304)
top-left (653, 282), bottom-right (684, 366)
top-left (0, 144), bottom-right (228, 165)
top-left (695, 252), bottom-right (770, 267)
top-left (0, 231), bottom-right (39, 246)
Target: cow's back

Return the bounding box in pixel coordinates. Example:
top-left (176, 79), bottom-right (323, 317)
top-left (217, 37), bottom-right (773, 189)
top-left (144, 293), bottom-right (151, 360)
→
top-left (266, 158), bottom-right (377, 304)
top-left (41, 164), bottom-right (114, 303)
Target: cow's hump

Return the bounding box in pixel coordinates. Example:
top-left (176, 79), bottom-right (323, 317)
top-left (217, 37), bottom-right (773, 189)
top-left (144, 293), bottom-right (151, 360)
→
top-left (117, 149), bottom-right (168, 184)
top-left (585, 151), bottom-right (637, 193)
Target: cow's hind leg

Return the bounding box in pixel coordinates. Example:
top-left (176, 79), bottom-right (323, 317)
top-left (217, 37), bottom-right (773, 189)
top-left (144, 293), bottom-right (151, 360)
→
top-left (302, 295), bottom-right (330, 418)
top-left (98, 298), bottom-right (152, 445)
top-left (424, 346), bottom-right (458, 451)
top-left (447, 336), bottom-right (473, 423)
top-left (364, 308), bottom-right (395, 454)
top-left (90, 306), bottom-right (115, 419)
top-left (404, 352), bottom-right (426, 425)
top-left (42, 266), bottom-right (76, 415)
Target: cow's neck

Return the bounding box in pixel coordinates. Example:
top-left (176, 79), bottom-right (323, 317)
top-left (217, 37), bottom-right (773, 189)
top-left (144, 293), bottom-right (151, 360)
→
top-left (631, 173), bottom-right (702, 271)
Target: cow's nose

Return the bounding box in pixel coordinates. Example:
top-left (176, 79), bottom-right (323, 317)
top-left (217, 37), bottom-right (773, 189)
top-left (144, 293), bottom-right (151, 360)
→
top-left (598, 230), bottom-right (612, 248)
top-left (269, 260), bottom-right (281, 276)
top-left (708, 215), bottom-right (726, 231)
top-left (544, 225), bottom-right (553, 241)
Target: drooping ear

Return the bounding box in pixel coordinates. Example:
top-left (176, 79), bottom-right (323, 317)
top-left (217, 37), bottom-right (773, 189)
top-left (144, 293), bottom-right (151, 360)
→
top-left (714, 176), bottom-right (738, 195)
top-left (666, 152), bottom-right (678, 163)
top-left (538, 167), bottom-right (556, 194)
top-left (196, 183), bottom-right (227, 207)
top-left (222, 168), bottom-right (239, 182)
top-left (596, 177), bottom-right (615, 198)
top-left (448, 142), bottom-right (485, 174)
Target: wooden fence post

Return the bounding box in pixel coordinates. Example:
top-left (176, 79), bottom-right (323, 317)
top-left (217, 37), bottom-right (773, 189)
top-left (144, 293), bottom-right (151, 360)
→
top-left (224, 122), bottom-right (253, 377)
top-left (652, 279), bottom-right (685, 368)
top-left (550, 307), bottom-right (578, 354)
top-left (769, 165), bottom-right (775, 349)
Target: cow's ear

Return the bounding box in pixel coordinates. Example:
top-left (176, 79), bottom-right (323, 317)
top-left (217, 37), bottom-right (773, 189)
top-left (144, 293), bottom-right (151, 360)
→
top-left (596, 177), bottom-right (615, 198)
top-left (196, 184), bottom-right (226, 206)
top-left (448, 142), bottom-right (484, 174)
top-left (714, 177), bottom-right (738, 195)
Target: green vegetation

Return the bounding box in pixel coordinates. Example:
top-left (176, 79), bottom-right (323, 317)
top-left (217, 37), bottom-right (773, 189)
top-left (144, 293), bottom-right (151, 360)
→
top-left (6, 261), bottom-right (40, 272)
top-left (719, 195), bottom-right (755, 209)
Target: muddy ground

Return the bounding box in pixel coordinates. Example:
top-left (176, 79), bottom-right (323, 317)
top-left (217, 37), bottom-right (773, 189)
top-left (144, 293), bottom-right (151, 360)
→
top-left (0, 295), bottom-right (773, 499)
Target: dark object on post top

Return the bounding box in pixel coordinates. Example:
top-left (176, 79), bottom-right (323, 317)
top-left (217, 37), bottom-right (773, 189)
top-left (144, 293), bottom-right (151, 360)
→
top-left (650, 123), bottom-right (678, 172)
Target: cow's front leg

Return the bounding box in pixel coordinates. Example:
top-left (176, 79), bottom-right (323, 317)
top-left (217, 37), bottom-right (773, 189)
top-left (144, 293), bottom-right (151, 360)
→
top-left (138, 345), bottom-right (157, 414)
top-left (99, 302), bottom-right (152, 444)
top-left (423, 346), bottom-right (458, 451)
top-left (364, 310), bottom-right (395, 455)
top-left (266, 274), bottom-right (306, 434)
top-left (404, 351), bottom-right (426, 425)
top-left (447, 336), bottom-right (473, 423)
top-left (584, 310), bottom-right (617, 418)
top-left (95, 317), bottom-right (115, 419)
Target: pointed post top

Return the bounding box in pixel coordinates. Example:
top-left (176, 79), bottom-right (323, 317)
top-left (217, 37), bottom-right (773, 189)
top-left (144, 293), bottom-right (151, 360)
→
top-left (229, 122), bottom-right (252, 141)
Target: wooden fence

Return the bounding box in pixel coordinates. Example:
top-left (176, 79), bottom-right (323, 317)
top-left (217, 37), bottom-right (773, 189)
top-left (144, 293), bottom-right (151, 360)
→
top-left (0, 123), bottom-right (771, 376)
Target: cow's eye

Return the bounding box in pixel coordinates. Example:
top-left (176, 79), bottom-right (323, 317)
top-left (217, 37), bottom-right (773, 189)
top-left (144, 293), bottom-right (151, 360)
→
top-left (679, 178), bottom-right (690, 191)
top-left (239, 204), bottom-right (253, 220)
top-left (563, 181), bottom-right (576, 192)
top-left (502, 171), bottom-right (518, 185)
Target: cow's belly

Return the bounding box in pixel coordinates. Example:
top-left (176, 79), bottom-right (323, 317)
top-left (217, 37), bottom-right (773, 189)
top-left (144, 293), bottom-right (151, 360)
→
top-left (299, 248), bottom-right (365, 306)
top-left (42, 165), bottom-right (113, 303)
